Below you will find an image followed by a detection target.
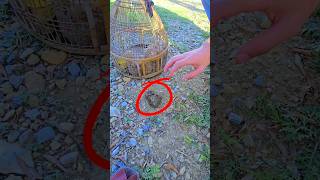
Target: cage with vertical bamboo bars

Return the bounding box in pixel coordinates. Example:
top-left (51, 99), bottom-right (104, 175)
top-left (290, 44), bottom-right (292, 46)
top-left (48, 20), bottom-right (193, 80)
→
top-left (110, 0), bottom-right (169, 79)
top-left (8, 0), bottom-right (109, 55)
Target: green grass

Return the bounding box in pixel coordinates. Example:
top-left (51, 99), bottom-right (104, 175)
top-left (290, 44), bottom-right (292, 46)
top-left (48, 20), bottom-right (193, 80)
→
top-left (183, 134), bottom-right (210, 165)
top-left (142, 165), bottom-right (161, 180)
top-left (173, 92), bottom-right (210, 128)
top-left (214, 95), bottom-right (320, 179)
top-left (249, 96), bottom-right (320, 179)
top-left (184, 135), bottom-right (194, 145)
top-left (199, 144), bottom-right (210, 164)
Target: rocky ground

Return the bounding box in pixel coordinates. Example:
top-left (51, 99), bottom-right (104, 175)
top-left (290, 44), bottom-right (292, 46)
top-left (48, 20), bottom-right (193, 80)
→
top-left (110, 0), bottom-right (210, 179)
top-left (0, 2), bottom-right (109, 180)
top-left (213, 10), bottom-right (320, 179)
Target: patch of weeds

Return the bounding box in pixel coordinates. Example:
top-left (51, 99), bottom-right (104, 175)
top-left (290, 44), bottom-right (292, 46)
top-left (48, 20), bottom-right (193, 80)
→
top-left (169, 39), bottom-right (190, 53)
top-left (249, 96), bottom-right (320, 178)
top-left (187, 92), bottom-right (210, 128)
top-left (199, 144), bottom-right (210, 164)
top-left (302, 21), bottom-right (320, 40)
top-left (249, 95), bottom-right (284, 123)
top-left (296, 143), bottom-right (320, 180)
top-left (124, 117), bottom-right (133, 124)
top-left (218, 128), bottom-right (239, 147)
top-left (184, 135), bottom-right (194, 145)
top-left (213, 158), bottom-right (241, 180)
top-left (142, 165), bottom-right (161, 180)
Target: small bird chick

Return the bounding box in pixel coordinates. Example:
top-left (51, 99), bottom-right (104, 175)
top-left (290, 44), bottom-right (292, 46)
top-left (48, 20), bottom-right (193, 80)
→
top-left (145, 90), bottom-right (162, 108)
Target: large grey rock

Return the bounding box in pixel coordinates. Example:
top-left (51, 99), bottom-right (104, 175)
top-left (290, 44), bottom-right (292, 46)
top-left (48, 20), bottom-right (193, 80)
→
top-left (35, 127), bottom-right (55, 144)
top-left (0, 141), bottom-right (34, 175)
top-left (59, 152), bottom-right (79, 166)
top-left (24, 71), bottom-right (45, 94)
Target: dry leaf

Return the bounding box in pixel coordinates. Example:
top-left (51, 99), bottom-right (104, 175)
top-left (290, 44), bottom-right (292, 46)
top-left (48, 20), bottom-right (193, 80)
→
top-left (163, 163), bottom-right (179, 175)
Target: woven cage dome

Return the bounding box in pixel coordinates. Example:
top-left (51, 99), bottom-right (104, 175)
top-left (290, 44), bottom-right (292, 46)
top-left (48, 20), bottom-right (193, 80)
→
top-left (111, 0), bottom-right (169, 79)
top-left (9, 0), bottom-right (109, 55)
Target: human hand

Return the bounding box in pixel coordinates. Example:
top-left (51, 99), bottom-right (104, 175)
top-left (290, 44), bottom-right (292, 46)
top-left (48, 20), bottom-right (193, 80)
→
top-left (164, 40), bottom-right (210, 80)
top-left (214, 0), bottom-right (320, 63)
top-left (111, 169), bottom-right (138, 180)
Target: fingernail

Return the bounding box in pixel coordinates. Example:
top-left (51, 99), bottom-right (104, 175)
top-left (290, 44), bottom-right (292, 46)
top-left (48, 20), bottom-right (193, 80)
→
top-left (235, 53), bottom-right (250, 64)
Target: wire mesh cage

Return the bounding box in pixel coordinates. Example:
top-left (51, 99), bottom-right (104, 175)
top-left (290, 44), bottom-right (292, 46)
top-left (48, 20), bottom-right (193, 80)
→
top-left (8, 0), bottom-right (109, 55)
top-left (110, 0), bottom-right (169, 79)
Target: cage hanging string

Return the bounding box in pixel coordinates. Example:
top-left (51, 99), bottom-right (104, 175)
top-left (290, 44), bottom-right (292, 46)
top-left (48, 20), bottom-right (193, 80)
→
top-left (145, 0), bottom-right (154, 17)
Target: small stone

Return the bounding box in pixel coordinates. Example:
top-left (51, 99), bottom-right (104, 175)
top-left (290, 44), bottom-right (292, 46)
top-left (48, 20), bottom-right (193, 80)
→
top-left (24, 108), bottom-right (40, 120)
top-left (76, 76), bottom-right (85, 86)
top-left (254, 75), bottom-right (265, 87)
top-left (142, 125), bottom-right (151, 132)
top-left (50, 141), bottom-right (61, 151)
top-left (27, 54), bottom-right (40, 66)
top-left (33, 64), bottom-right (46, 75)
top-left (67, 62), bottom-right (81, 77)
top-left (0, 140), bottom-right (34, 175)
top-left (228, 112), bottom-right (244, 125)
top-left (211, 84), bottom-right (219, 97)
top-left (11, 96), bottom-right (23, 108)
top-left (171, 172), bottom-right (178, 179)
top-left (9, 75), bottom-right (23, 89)
top-left (245, 97), bottom-right (255, 110)
top-left (2, 110), bottom-right (15, 122)
top-left (147, 136), bottom-right (153, 146)
top-left (86, 68), bottom-right (100, 80)
top-left (121, 101), bottom-right (128, 107)
top-left (110, 106), bottom-right (121, 117)
top-left (179, 166), bottom-right (186, 175)
top-left (7, 131), bottom-right (20, 143)
top-left (111, 164), bottom-right (118, 173)
top-left (18, 129), bottom-right (33, 144)
top-left (185, 172), bottom-right (191, 180)
top-left (25, 71), bottom-right (45, 93)
top-left (111, 146), bottom-right (120, 157)
top-left (128, 138), bottom-right (137, 147)
top-left (123, 77), bottom-right (131, 83)
top-left (120, 130), bottom-right (128, 137)
top-left (64, 136), bottom-right (73, 145)
top-left (143, 147), bottom-right (151, 156)
top-left (40, 50), bottom-right (67, 65)
top-left (27, 95), bottom-right (40, 107)
top-left (40, 111), bottom-right (49, 119)
top-left (19, 48), bottom-right (35, 59)
top-left (58, 122), bottom-right (75, 133)
top-left (35, 127), bottom-right (55, 144)
top-left (137, 128), bottom-right (144, 136)
top-left (1, 82), bottom-right (13, 95)
top-left (59, 152), bottom-right (79, 166)
top-left (55, 79), bottom-right (66, 90)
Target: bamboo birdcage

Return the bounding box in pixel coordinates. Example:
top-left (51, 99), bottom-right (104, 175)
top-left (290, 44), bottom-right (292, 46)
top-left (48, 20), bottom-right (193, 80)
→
top-left (110, 0), bottom-right (169, 79)
top-left (8, 0), bottom-right (109, 55)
